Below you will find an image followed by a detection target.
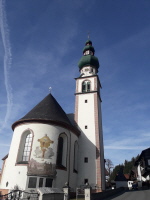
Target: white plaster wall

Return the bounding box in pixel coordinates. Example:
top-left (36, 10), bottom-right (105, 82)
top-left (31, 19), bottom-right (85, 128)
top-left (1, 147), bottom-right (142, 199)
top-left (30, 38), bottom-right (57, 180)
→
top-left (27, 123), bottom-right (59, 165)
top-left (78, 94), bottom-right (96, 143)
top-left (116, 181), bottom-right (128, 188)
top-left (0, 125), bottom-right (28, 190)
top-left (0, 159), bottom-right (8, 188)
top-left (97, 98), bottom-right (105, 190)
top-left (0, 123), bottom-right (78, 191)
top-left (68, 133), bottom-right (78, 191)
top-left (76, 93), bottom-right (97, 187)
top-left (54, 130), bottom-right (78, 191)
top-left (53, 170), bottom-right (68, 189)
top-left (75, 75), bottom-right (104, 190)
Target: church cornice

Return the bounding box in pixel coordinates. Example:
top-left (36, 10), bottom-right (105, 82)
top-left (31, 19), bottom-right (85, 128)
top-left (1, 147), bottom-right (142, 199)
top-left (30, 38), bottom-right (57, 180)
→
top-left (75, 74), bottom-right (97, 80)
top-left (74, 90), bottom-right (102, 102)
top-left (12, 119), bottom-right (81, 137)
top-left (75, 90), bottom-right (98, 95)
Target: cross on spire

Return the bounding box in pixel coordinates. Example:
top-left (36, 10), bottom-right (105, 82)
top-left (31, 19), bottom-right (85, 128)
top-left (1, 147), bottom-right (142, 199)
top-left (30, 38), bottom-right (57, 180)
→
top-left (87, 31), bottom-right (90, 39)
top-left (49, 87), bottom-right (52, 93)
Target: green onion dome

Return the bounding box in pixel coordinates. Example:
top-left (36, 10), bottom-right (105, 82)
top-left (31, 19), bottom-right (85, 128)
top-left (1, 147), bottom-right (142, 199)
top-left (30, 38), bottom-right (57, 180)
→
top-left (83, 45), bottom-right (95, 54)
top-left (78, 55), bottom-right (99, 70)
top-left (78, 40), bottom-right (100, 70)
top-left (85, 40), bottom-right (92, 45)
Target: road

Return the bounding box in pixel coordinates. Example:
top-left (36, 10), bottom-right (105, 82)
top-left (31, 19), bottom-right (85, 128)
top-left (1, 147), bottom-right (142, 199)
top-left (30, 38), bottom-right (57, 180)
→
top-left (105, 189), bottom-right (150, 200)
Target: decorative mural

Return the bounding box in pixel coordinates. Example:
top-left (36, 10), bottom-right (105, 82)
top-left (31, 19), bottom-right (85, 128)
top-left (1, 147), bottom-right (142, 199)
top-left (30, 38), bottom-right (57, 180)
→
top-left (34, 134), bottom-right (54, 159)
top-left (28, 158), bottom-right (56, 176)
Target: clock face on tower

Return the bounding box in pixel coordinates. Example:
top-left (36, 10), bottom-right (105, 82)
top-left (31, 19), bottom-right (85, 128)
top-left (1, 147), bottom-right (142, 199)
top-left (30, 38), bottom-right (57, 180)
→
top-left (83, 67), bottom-right (90, 76)
top-left (80, 66), bottom-right (95, 77)
top-left (85, 68), bottom-right (89, 72)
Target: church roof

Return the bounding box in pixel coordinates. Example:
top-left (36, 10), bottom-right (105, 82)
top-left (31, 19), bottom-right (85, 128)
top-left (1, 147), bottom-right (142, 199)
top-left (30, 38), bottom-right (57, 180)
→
top-left (12, 94), bottom-right (80, 136)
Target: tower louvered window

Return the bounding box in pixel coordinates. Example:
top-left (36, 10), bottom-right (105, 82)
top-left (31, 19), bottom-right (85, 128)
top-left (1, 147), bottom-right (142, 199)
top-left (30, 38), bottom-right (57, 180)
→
top-left (82, 81), bottom-right (91, 92)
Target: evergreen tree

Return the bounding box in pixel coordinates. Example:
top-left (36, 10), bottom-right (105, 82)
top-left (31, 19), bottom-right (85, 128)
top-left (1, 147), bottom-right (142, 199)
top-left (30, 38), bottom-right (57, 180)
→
top-left (109, 164), bottom-right (124, 181)
top-left (109, 155), bottom-right (139, 181)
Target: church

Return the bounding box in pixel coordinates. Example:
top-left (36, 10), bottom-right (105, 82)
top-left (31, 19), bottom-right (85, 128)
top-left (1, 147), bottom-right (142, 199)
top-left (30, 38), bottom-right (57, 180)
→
top-left (0, 39), bottom-right (105, 194)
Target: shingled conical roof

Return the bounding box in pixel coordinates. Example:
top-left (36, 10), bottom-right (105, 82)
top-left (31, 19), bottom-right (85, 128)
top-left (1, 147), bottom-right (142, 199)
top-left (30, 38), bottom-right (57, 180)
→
top-left (12, 94), bottom-right (79, 135)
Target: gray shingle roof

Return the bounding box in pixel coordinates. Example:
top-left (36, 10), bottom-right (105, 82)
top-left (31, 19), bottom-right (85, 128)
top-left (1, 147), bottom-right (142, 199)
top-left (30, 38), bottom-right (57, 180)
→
top-left (12, 94), bottom-right (80, 136)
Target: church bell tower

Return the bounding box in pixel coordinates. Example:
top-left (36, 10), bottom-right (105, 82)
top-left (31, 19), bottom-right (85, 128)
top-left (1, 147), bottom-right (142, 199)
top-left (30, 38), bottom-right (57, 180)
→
top-left (75, 40), bottom-right (105, 191)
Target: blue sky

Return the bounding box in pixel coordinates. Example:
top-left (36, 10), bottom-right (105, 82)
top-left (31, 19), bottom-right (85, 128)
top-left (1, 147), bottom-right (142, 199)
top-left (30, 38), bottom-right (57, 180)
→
top-left (0, 0), bottom-right (150, 169)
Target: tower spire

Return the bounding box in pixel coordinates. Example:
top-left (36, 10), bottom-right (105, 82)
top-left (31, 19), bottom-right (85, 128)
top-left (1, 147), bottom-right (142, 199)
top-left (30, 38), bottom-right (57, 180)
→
top-left (78, 40), bottom-right (100, 77)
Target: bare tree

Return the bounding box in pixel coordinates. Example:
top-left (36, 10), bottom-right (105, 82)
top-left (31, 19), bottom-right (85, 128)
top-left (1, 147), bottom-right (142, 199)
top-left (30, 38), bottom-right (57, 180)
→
top-left (105, 159), bottom-right (114, 177)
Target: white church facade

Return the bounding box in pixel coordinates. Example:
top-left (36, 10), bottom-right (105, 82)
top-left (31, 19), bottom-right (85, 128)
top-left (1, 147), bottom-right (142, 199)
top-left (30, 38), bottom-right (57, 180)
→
top-left (0, 40), bottom-right (105, 194)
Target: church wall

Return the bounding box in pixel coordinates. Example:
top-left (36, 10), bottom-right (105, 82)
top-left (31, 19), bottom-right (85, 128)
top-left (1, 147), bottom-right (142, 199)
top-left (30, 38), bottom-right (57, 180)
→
top-left (94, 93), bottom-right (105, 191)
top-left (54, 130), bottom-right (78, 191)
top-left (97, 96), bottom-right (105, 190)
top-left (0, 125), bottom-right (28, 190)
top-left (0, 123), bottom-right (78, 191)
top-left (67, 132), bottom-right (78, 191)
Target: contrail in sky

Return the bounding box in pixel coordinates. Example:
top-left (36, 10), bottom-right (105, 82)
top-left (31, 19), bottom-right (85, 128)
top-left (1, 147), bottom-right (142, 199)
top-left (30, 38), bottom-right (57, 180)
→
top-left (0, 0), bottom-right (13, 132)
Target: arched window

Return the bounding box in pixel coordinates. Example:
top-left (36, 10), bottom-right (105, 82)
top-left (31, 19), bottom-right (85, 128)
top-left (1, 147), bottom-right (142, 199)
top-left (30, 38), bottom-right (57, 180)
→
top-left (17, 130), bottom-right (33, 164)
top-left (56, 133), bottom-right (68, 169)
top-left (56, 137), bottom-right (63, 166)
top-left (82, 80), bottom-right (91, 92)
top-left (74, 141), bottom-right (78, 173)
top-left (22, 133), bottom-right (32, 162)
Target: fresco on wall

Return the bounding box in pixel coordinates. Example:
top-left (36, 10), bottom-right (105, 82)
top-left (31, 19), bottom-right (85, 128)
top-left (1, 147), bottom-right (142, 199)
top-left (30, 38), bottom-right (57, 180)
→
top-left (34, 134), bottom-right (54, 159)
top-left (28, 158), bottom-right (56, 176)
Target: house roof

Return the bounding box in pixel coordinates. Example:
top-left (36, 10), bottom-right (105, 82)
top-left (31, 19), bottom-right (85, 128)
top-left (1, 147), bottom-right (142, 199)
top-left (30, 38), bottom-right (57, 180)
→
top-left (115, 170), bottom-right (128, 182)
top-left (124, 174), bottom-right (130, 180)
top-left (12, 94), bottom-right (80, 136)
top-left (135, 147), bottom-right (150, 165)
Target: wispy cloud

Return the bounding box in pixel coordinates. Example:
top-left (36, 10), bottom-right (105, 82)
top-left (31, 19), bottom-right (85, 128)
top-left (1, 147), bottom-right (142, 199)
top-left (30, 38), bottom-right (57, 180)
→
top-left (104, 131), bottom-right (150, 151)
top-left (0, 143), bottom-right (10, 147)
top-left (0, 0), bottom-right (12, 132)
top-left (105, 145), bottom-right (148, 150)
